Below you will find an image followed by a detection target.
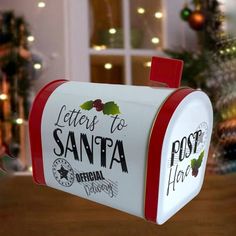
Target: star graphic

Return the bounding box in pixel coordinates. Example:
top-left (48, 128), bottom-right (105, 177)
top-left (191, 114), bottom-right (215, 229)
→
top-left (198, 132), bottom-right (205, 144)
top-left (57, 165), bottom-right (69, 180)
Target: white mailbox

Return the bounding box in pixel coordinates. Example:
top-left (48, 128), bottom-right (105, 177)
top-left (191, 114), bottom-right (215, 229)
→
top-left (29, 57), bottom-right (213, 224)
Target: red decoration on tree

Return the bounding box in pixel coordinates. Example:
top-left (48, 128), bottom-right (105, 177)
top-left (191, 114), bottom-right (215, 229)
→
top-left (188, 10), bottom-right (205, 31)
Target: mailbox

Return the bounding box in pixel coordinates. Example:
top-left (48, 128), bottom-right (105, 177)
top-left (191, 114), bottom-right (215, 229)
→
top-left (29, 57), bottom-right (213, 224)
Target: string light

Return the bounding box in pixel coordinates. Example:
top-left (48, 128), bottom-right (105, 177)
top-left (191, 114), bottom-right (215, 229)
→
top-left (232, 46), bottom-right (236, 51)
top-left (28, 166), bottom-right (33, 172)
top-left (27, 35), bottom-right (35, 42)
top-left (38, 1), bottom-right (46, 8)
top-left (104, 63), bottom-right (113, 70)
top-left (143, 61), bottom-right (151, 67)
top-left (93, 45), bottom-right (107, 51)
top-left (226, 48), bottom-right (230, 53)
top-left (151, 37), bottom-right (160, 44)
top-left (219, 50), bottom-right (224, 54)
top-left (109, 28), bottom-right (117, 34)
top-left (15, 118), bottom-right (24, 125)
top-left (0, 93), bottom-right (7, 100)
top-left (155, 11), bottom-right (163, 19)
top-left (137, 7), bottom-right (145, 14)
top-left (34, 63), bottom-right (42, 70)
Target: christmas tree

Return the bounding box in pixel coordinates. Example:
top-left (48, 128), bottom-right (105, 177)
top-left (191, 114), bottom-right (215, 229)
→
top-left (0, 11), bottom-right (36, 172)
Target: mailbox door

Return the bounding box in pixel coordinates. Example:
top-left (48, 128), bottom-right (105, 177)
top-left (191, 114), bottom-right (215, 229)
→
top-left (145, 89), bottom-right (213, 224)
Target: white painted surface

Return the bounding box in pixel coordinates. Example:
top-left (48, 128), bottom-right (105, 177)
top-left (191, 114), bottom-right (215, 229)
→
top-left (65, 0), bottom-right (90, 82)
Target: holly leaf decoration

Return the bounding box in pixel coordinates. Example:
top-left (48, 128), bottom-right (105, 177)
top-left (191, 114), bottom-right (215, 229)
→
top-left (103, 101), bottom-right (121, 115)
top-left (191, 158), bottom-right (197, 169)
top-left (191, 150), bottom-right (204, 169)
top-left (80, 100), bottom-right (93, 110)
top-left (196, 150), bottom-right (204, 168)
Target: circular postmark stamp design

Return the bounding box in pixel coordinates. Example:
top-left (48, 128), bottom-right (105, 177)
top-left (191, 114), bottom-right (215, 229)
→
top-left (195, 122), bottom-right (208, 153)
top-left (52, 158), bottom-right (75, 187)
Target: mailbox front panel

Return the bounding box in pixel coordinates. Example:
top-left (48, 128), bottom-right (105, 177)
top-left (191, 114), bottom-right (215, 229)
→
top-left (30, 81), bottom-right (174, 218)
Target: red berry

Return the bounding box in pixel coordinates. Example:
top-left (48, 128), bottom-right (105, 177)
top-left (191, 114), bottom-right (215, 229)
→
top-left (93, 99), bottom-right (102, 107)
top-left (192, 167), bottom-right (199, 177)
top-left (93, 99), bottom-right (104, 112)
top-left (95, 103), bottom-right (104, 111)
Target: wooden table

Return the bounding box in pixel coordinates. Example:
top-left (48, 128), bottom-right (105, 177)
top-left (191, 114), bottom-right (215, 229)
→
top-left (0, 174), bottom-right (236, 236)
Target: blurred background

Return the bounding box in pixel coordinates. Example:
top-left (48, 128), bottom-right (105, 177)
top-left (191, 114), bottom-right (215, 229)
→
top-left (0, 0), bottom-right (235, 176)
top-left (0, 0), bottom-right (236, 235)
